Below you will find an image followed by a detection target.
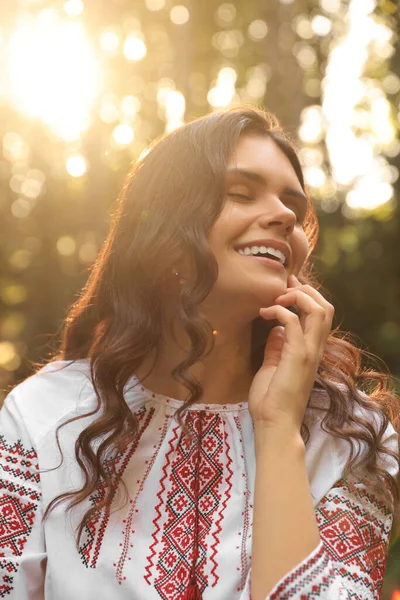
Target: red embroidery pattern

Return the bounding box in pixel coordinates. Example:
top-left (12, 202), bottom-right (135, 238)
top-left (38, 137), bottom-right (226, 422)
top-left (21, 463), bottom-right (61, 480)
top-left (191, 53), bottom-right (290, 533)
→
top-left (115, 412), bottom-right (172, 585)
top-left (233, 415), bottom-right (251, 592)
top-left (0, 435), bottom-right (41, 598)
top-left (269, 476), bottom-right (393, 599)
top-left (144, 419), bottom-right (179, 587)
top-left (209, 426), bottom-right (233, 588)
top-left (79, 405), bottom-right (155, 569)
top-left (145, 411), bottom-right (226, 599)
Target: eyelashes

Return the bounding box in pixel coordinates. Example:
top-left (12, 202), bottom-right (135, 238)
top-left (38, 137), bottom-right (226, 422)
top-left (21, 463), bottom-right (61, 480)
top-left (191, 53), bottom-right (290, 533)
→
top-left (226, 193), bottom-right (306, 224)
top-left (226, 193), bottom-right (253, 201)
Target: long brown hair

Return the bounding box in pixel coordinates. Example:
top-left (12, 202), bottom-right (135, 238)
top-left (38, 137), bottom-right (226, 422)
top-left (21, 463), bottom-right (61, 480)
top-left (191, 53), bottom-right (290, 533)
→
top-left (42, 106), bottom-right (400, 545)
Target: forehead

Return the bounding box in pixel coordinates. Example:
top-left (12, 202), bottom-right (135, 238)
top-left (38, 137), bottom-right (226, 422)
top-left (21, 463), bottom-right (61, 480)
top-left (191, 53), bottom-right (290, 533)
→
top-left (227, 134), bottom-right (299, 184)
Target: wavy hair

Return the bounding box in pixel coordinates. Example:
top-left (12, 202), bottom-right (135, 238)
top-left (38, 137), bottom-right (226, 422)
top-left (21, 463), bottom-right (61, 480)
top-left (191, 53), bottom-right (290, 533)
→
top-left (41, 106), bottom-right (400, 545)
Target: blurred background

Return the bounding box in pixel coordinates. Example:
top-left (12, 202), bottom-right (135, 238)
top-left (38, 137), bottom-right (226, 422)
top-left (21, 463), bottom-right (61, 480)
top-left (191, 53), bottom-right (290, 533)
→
top-left (0, 0), bottom-right (399, 596)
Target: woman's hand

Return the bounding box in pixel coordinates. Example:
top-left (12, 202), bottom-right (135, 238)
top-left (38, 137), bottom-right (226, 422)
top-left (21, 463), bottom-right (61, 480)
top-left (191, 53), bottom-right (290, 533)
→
top-left (248, 274), bottom-right (334, 433)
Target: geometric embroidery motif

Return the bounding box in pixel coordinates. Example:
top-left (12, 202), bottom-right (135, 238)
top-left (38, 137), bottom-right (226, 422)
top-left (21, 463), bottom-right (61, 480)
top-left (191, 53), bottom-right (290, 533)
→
top-left (114, 411), bottom-right (172, 585)
top-left (145, 410), bottom-right (227, 599)
top-left (0, 435), bottom-right (41, 598)
top-left (78, 405), bottom-right (155, 569)
top-left (269, 475), bottom-right (394, 599)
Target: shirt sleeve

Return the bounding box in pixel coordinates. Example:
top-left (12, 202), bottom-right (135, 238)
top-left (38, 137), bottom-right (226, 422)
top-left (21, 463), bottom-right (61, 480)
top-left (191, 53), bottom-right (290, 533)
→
top-left (238, 415), bottom-right (398, 600)
top-left (265, 472), bottom-right (396, 600)
top-left (238, 474), bottom-right (396, 600)
top-left (0, 392), bottom-right (46, 599)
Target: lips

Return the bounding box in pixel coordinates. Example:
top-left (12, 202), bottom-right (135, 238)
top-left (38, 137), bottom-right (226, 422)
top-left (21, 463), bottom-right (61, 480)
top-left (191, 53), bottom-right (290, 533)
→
top-left (234, 238), bottom-right (291, 268)
top-left (240, 253), bottom-right (286, 271)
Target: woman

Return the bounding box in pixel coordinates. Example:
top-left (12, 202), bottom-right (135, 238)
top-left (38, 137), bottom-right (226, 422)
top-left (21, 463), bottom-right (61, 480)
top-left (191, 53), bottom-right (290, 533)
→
top-left (0, 106), bottom-right (399, 600)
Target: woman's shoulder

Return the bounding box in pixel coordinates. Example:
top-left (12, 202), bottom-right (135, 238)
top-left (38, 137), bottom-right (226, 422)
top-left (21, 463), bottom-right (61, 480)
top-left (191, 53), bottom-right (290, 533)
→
top-left (2, 360), bottom-right (96, 442)
top-left (8, 359), bottom-right (93, 405)
top-left (308, 381), bottom-right (399, 469)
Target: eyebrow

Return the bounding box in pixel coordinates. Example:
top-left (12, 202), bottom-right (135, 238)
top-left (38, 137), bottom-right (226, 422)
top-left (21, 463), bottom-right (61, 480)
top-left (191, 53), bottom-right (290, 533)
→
top-left (226, 167), bottom-right (308, 204)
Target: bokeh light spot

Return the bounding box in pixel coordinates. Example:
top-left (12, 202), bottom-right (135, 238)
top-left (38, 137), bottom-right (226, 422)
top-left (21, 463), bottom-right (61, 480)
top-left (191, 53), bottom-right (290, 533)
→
top-left (2, 133), bottom-right (30, 163)
top-left (319, 0), bottom-right (341, 12)
top-left (57, 236), bottom-right (76, 256)
top-left (11, 198), bottom-right (32, 218)
top-left (304, 166), bottom-right (326, 188)
top-left (145, 0), bottom-right (166, 10)
top-left (113, 124), bottom-right (134, 145)
top-left (294, 44), bottom-right (317, 69)
top-left (8, 11), bottom-right (101, 141)
top-left (123, 35), bottom-right (147, 61)
top-left (1, 313), bottom-right (26, 340)
top-left (120, 96), bottom-right (141, 122)
top-left (9, 249), bottom-right (32, 270)
top-left (294, 16), bottom-right (314, 40)
top-left (382, 73), bottom-right (400, 95)
top-left (66, 155), bottom-right (87, 177)
top-left (79, 241), bottom-right (98, 265)
top-left (208, 67), bottom-right (237, 108)
top-left (320, 197), bottom-right (340, 213)
top-left (299, 106), bottom-right (324, 143)
top-left (1, 285), bottom-right (27, 306)
top-left (0, 342), bottom-right (20, 371)
top-left (248, 20), bottom-right (268, 41)
top-left (100, 29), bottom-right (120, 52)
top-left (311, 15), bottom-right (332, 36)
top-left (63, 0), bottom-right (84, 17)
top-left (216, 4), bottom-right (236, 23)
top-left (170, 5), bottom-right (190, 25)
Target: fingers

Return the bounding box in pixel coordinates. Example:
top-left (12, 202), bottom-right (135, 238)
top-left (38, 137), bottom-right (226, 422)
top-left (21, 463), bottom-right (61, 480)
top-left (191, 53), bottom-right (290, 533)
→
top-left (270, 290), bottom-right (330, 353)
top-left (286, 274), bottom-right (334, 316)
top-left (261, 278), bottom-right (334, 362)
top-left (275, 289), bottom-right (333, 329)
top-left (259, 304), bottom-right (304, 355)
top-left (276, 275), bottom-right (335, 337)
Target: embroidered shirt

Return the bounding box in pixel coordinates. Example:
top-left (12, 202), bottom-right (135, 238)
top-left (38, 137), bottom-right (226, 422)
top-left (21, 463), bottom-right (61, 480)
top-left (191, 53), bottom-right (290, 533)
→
top-left (0, 360), bottom-right (398, 600)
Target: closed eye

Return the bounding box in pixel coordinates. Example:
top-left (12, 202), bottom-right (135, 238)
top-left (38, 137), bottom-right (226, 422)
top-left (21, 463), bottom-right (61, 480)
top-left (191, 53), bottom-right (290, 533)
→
top-left (226, 193), bottom-right (253, 201)
top-left (226, 192), bottom-right (307, 224)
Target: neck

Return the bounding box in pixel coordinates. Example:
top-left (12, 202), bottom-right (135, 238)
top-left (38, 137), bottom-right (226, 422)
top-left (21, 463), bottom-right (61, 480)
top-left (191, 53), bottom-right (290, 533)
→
top-left (135, 314), bottom-right (254, 405)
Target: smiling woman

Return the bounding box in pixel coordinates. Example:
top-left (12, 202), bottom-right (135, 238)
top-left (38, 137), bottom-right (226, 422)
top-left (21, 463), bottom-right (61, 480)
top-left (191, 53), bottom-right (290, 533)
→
top-left (0, 107), bottom-right (399, 600)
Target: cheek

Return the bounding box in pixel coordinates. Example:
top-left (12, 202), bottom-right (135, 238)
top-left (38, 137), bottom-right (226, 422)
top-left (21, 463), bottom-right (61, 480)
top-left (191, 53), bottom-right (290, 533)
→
top-left (207, 207), bottom-right (241, 249)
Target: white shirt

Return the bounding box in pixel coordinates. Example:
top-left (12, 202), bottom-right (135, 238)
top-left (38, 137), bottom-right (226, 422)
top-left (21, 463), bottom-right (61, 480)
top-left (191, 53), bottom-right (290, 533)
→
top-left (0, 359), bottom-right (398, 599)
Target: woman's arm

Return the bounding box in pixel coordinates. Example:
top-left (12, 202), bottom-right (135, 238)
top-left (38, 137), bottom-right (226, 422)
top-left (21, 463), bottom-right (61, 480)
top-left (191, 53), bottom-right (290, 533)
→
top-left (0, 393), bottom-right (46, 599)
top-left (248, 422), bottom-right (397, 600)
top-left (251, 426), bottom-right (321, 600)
top-left (246, 274), bottom-right (396, 599)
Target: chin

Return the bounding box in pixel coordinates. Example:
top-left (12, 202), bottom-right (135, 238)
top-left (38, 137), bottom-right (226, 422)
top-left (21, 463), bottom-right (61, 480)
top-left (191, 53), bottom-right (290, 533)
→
top-left (258, 280), bottom-right (287, 298)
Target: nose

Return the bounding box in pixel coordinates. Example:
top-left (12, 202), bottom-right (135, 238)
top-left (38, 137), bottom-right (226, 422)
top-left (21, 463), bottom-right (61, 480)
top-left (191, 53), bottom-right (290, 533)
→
top-left (258, 199), bottom-right (297, 236)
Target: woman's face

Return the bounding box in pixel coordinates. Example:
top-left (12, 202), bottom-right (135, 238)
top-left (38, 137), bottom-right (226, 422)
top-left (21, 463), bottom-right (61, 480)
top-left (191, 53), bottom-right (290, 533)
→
top-left (205, 134), bottom-right (310, 314)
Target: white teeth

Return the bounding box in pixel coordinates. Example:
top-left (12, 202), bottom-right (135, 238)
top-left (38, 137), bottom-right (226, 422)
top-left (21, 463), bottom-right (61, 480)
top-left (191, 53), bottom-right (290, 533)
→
top-left (237, 245), bottom-right (287, 265)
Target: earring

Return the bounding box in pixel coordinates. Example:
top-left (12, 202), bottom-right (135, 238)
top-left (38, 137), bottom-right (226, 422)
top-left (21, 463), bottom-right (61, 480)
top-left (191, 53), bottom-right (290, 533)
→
top-left (171, 267), bottom-right (184, 284)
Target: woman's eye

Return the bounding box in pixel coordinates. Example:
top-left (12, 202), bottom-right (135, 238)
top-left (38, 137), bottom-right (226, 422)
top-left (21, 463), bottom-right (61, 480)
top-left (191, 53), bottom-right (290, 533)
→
top-left (227, 193), bottom-right (253, 201)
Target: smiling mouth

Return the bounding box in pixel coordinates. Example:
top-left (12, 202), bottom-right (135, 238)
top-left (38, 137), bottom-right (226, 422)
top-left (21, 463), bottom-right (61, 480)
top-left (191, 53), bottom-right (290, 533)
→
top-left (235, 249), bottom-right (287, 267)
top-left (235, 251), bottom-right (287, 271)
